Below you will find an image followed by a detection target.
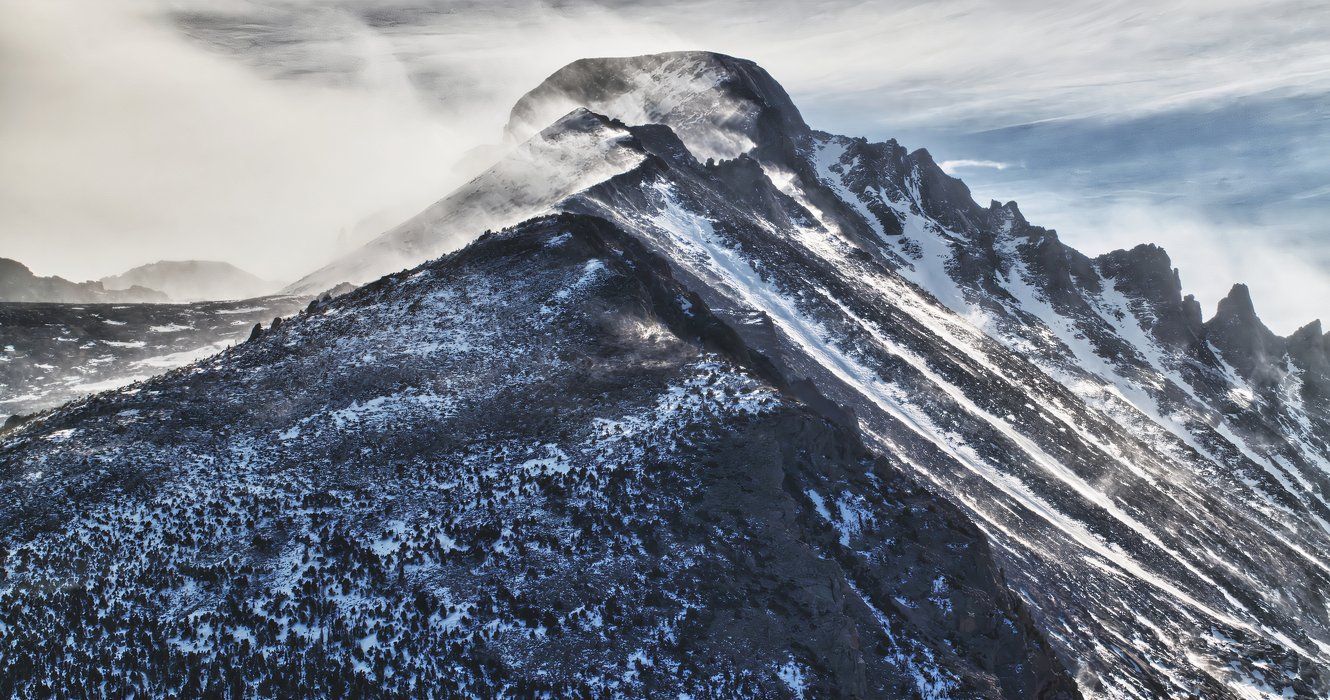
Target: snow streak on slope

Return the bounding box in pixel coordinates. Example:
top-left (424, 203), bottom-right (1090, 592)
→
top-left (805, 133), bottom-right (1330, 697)
top-left (560, 105), bottom-right (1328, 694)
top-left (637, 181), bottom-right (1259, 635)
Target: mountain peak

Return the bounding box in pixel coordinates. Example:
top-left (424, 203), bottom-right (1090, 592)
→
top-left (1206, 282), bottom-right (1286, 384)
top-left (1290, 318), bottom-right (1324, 341)
top-left (1287, 319), bottom-right (1330, 409)
top-left (1216, 282), bottom-right (1257, 319)
top-left (505, 51), bottom-right (808, 163)
top-left (904, 147), bottom-right (986, 232)
top-left (989, 199), bottom-right (1026, 217)
top-left (1094, 245), bottom-right (1209, 349)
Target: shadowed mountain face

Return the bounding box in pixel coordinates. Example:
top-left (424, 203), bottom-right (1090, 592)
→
top-left (0, 257), bottom-right (166, 304)
top-left (5, 51), bottom-right (1329, 698)
top-left (101, 260), bottom-right (276, 302)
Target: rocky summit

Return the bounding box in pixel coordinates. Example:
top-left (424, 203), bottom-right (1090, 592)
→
top-left (3, 51), bottom-right (1327, 698)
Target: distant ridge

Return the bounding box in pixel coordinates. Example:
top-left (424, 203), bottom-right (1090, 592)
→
top-left (0, 257), bottom-right (166, 303)
top-left (102, 260), bottom-right (276, 301)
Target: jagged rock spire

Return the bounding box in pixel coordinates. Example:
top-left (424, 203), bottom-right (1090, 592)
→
top-left (1205, 283), bottom-right (1286, 384)
top-left (1287, 319), bottom-right (1330, 410)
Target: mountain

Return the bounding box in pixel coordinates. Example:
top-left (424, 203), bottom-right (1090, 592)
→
top-left (0, 257), bottom-right (167, 303)
top-left (4, 50), bottom-right (1329, 698)
top-left (285, 53), bottom-right (815, 297)
top-left (101, 260), bottom-right (276, 301)
top-left (0, 216), bottom-right (1076, 697)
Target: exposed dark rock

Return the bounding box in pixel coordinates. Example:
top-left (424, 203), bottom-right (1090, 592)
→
top-left (1097, 244), bottom-right (1207, 352)
top-left (906, 148), bottom-right (988, 234)
top-left (1205, 283), bottom-right (1286, 385)
top-left (1287, 319), bottom-right (1330, 413)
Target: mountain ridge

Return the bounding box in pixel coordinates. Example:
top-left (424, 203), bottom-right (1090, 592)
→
top-left (101, 259), bottom-right (276, 302)
top-left (0, 213), bottom-right (1079, 697)
top-left (316, 50), bottom-right (1312, 347)
top-left (0, 257), bottom-right (167, 304)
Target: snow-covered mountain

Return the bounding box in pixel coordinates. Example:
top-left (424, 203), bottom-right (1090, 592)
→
top-left (0, 216), bottom-right (1076, 697)
top-left (4, 51), bottom-right (1328, 698)
top-left (101, 260), bottom-right (276, 302)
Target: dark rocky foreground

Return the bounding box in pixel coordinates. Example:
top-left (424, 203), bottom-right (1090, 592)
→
top-left (0, 216), bottom-right (1078, 698)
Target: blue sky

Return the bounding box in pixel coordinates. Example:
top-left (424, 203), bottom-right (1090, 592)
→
top-left (3, 0), bottom-right (1327, 331)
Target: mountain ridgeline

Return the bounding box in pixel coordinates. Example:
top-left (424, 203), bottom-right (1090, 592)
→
top-left (0, 258), bottom-right (167, 304)
top-left (101, 260), bottom-right (277, 302)
top-left (4, 51), bottom-right (1328, 698)
top-left (1, 257), bottom-right (275, 304)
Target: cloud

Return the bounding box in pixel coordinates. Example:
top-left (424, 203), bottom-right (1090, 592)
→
top-left (0, 0), bottom-right (483, 282)
top-left (939, 159), bottom-right (1012, 174)
top-left (163, 0), bottom-right (1330, 132)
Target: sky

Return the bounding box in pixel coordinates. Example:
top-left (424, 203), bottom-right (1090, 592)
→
top-left (2, 0), bottom-right (1328, 332)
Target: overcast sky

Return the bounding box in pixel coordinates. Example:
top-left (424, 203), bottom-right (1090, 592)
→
top-left (3, 0), bottom-right (1328, 331)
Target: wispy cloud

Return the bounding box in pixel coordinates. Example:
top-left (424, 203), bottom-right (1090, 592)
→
top-left (163, 0), bottom-right (1330, 131)
top-left (939, 159), bottom-right (1012, 174)
top-left (0, 0), bottom-right (486, 282)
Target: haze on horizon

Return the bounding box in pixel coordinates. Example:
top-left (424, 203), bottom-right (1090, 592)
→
top-left (3, 0), bottom-right (1328, 332)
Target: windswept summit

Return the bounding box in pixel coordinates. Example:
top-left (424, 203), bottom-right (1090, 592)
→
top-left (5, 51), bottom-right (1328, 698)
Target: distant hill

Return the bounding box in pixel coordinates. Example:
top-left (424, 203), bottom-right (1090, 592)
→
top-left (101, 260), bottom-right (276, 301)
top-left (0, 257), bottom-right (166, 303)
